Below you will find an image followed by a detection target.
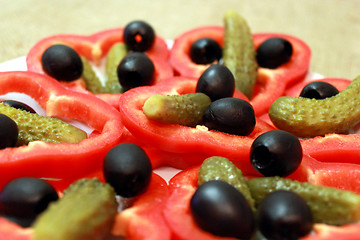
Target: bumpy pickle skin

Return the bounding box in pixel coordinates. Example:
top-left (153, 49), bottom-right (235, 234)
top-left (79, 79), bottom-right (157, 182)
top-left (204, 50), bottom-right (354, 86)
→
top-left (247, 177), bottom-right (360, 225)
top-left (0, 103), bottom-right (87, 145)
top-left (223, 9), bottom-right (258, 99)
top-left (81, 57), bottom-right (107, 94)
top-left (198, 156), bottom-right (255, 210)
top-left (269, 75), bottom-right (360, 138)
top-left (105, 43), bottom-right (127, 93)
top-left (33, 178), bottom-right (118, 240)
top-left (142, 93), bottom-right (211, 127)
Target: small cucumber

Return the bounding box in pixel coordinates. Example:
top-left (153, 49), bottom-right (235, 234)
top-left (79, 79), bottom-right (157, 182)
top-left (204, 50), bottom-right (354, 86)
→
top-left (0, 103), bottom-right (86, 145)
top-left (33, 178), bottom-right (118, 240)
top-left (269, 75), bottom-right (360, 138)
top-left (81, 57), bottom-right (106, 94)
top-left (223, 10), bottom-right (258, 98)
top-left (198, 156), bottom-right (255, 210)
top-left (247, 176), bottom-right (360, 225)
top-left (142, 93), bottom-right (211, 127)
top-left (105, 43), bottom-right (127, 93)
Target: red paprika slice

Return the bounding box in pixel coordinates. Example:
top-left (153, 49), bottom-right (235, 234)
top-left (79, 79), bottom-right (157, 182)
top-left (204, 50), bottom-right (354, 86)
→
top-left (164, 161), bottom-right (360, 240)
top-left (170, 26), bottom-right (311, 116)
top-left (111, 173), bottom-right (171, 240)
top-left (0, 218), bottom-right (32, 240)
top-left (26, 28), bottom-right (174, 109)
top-left (0, 171), bottom-right (171, 240)
top-left (119, 76), bottom-right (275, 170)
top-left (0, 71), bottom-right (123, 190)
top-left (300, 134), bottom-right (360, 194)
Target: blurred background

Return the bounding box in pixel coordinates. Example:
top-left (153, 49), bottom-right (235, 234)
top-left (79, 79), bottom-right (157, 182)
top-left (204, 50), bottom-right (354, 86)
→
top-left (1, 0), bottom-right (359, 79)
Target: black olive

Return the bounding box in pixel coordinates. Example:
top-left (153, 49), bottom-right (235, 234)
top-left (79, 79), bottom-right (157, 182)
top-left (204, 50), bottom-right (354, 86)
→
top-left (190, 180), bottom-right (255, 239)
top-left (250, 130), bottom-right (302, 177)
top-left (256, 38), bottom-right (293, 69)
top-left (257, 190), bottom-right (313, 240)
top-left (190, 38), bottom-right (222, 64)
top-left (0, 177), bottom-right (59, 227)
top-left (103, 143), bottom-right (152, 198)
top-left (2, 100), bottom-right (36, 113)
top-left (300, 81), bottom-right (339, 99)
top-left (203, 97), bottom-right (255, 136)
top-left (41, 44), bottom-right (83, 81)
top-left (123, 20), bottom-right (155, 52)
top-left (0, 113), bottom-right (18, 149)
top-left (117, 52), bottom-right (155, 91)
top-left (196, 64), bottom-right (235, 101)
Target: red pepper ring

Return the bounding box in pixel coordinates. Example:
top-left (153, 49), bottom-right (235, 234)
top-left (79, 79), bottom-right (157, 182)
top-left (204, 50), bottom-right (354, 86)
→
top-left (0, 71), bottom-right (124, 190)
top-left (300, 134), bottom-right (360, 194)
top-left (163, 159), bottom-right (360, 240)
top-left (111, 173), bottom-right (171, 240)
top-left (26, 27), bottom-right (174, 109)
top-left (169, 26), bottom-right (311, 116)
top-left (0, 171), bottom-right (171, 240)
top-left (119, 76), bottom-right (275, 170)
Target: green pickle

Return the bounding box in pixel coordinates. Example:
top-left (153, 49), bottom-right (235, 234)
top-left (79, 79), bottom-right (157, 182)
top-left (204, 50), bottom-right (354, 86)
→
top-left (142, 93), bottom-right (211, 127)
top-left (269, 75), bottom-right (360, 138)
top-left (223, 9), bottom-right (258, 98)
top-left (247, 176), bottom-right (360, 225)
top-left (81, 57), bottom-right (106, 94)
top-left (33, 178), bottom-right (118, 240)
top-left (0, 103), bottom-right (87, 145)
top-left (104, 43), bottom-right (127, 93)
top-left (198, 156), bottom-right (255, 210)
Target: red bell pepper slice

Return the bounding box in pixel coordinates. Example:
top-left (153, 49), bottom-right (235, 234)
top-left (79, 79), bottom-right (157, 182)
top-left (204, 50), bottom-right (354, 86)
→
top-left (0, 71), bottom-right (124, 190)
top-left (0, 218), bottom-right (32, 240)
top-left (0, 171), bottom-right (171, 240)
top-left (111, 173), bottom-right (171, 240)
top-left (300, 134), bottom-right (360, 194)
top-left (169, 26), bottom-right (311, 116)
top-left (119, 76), bottom-right (275, 170)
top-left (26, 27), bottom-right (174, 109)
top-left (163, 161), bottom-right (360, 240)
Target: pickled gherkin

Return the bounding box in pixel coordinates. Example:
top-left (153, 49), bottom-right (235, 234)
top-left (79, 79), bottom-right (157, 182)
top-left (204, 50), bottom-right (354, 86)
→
top-left (247, 176), bottom-right (360, 225)
top-left (223, 10), bottom-right (257, 98)
top-left (81, 57), bottom-right (105, 94)
top-left (33, 178), bottom-right (118, 240)
top-left (143, 93), bottom-right (211, 127)
top-left (105, 43), bottom-right (127, 93)
top-left (198, 156), bottom-right (255, 210)
top-left (0, 103), bottom-right (86, 146)
top-left (269, 75), bottom-right (360, 138)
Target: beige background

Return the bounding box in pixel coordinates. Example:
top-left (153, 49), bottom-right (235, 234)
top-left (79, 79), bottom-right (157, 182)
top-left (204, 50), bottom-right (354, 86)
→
top-left (1, 0), bottom-right (359, 79)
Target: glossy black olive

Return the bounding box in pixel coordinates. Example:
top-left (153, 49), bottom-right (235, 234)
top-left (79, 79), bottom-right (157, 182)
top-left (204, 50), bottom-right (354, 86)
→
top-left (0, 113), bottom-right (18, 149)
top-left (103, 143), bottom-right (152, 198)
top-left (250, 130), bottom-right (302, 177)
top-left (123, 20), bottom-right (155, 52)
top-left (190, 38), bottom-right (222, 64)
top-left (196, 64), bottom-right (235, 101)
top-left (257, 190), bottom-right (313, 240)
top-left (2, 100), bottom-right (36, 113)
top-left (256, 38), bottom-right (293, 69)
top-left (300, 81), bottom-right (339, 99)
top-left (41, 44), bottom-right (83, 81)
top-left (190, 180), bottom-right (255, 239)
top-left (203, 97), bottom-right (255, 136)
top-left (0, 177), bottom-right (59, 227)
top-left (117, 52), bottom-right (155, 91)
